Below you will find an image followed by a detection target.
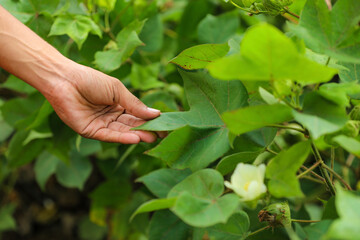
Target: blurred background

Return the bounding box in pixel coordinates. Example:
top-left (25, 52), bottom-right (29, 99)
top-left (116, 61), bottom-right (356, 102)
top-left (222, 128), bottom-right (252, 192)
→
top-left (0, 0), bottom-right (304, 239)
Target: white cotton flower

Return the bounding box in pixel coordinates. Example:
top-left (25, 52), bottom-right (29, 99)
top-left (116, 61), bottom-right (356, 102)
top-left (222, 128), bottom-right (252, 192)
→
top-left (224, 163), bottom-right (267, 201)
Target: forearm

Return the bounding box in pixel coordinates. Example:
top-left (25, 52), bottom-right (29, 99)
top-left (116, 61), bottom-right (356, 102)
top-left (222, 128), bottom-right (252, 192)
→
top-left (0, 5), bottom-right (76, 96)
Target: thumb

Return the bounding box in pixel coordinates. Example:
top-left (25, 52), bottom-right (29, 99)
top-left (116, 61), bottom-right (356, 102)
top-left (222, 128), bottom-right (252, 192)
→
top-left (116, 82), bottom-right (160, 120)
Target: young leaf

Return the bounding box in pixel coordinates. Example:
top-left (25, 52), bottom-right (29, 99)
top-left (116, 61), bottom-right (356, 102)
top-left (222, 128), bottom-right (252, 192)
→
top-left (94, 19), bottom-right (145, 72)
top-left (223, 104), bottom-right (293, 135)
top-left (290, 0), bottom-right (360, 63)
top-left (130, 198), bottom-right (177, 222)
top-left (49, 15), bottom-right (102, 49)
top-left (34, 151), bottom-right (60, 190)
top-left (137, 168), bottom-right (192, 198)
top-left (207, 24), bottom-right (337, 84)
top-left (170, 43), bottom-right (230, 70)
top-left (266, 141), bottom-right (311, 198)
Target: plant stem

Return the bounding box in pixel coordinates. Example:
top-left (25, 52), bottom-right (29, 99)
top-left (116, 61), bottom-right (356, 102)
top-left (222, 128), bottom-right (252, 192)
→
top-left (265, 147), bottom-right (278, 155)
top-left (283, 8), bottom-right (300, 19)
top-left (267, 124), bottom-right (306, 134)
top-left (301, 165), bottom-right (325, 181)
top-left (330, 147), bottom-right (335, 182)
top-left (301, 175), bottom-right (325, 185)
top-left (292, 219), bottom-right (320, 223)
top-left (247, 225), bottom-right (271, 238)
top-left (104, 11), bottom-right (110, 32)
top-left (311, 142), bottom-right (336, 195)
top-left (322, 164), bottom-right (352, 190)
top-left (297, 161), bottom-right (321, 179)
top-left (325, 56), bottom-right (331, 66)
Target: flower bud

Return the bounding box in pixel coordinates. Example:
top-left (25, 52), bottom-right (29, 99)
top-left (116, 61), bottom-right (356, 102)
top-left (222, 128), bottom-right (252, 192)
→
top-left (258, 202), bottom-right (292, 228)
top-left (224, 163), bottom-right (267, 201)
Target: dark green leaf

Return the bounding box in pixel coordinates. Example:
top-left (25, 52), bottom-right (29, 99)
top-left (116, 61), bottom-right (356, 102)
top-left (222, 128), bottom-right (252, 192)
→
top-left (216, 151), bottom-right (261, 176)
top-left (290, 0), bottom-right (360, 63)
top-left (197, 11), bottom-right (239, 44)
top-left (149, 210), bottom-right (190, 240)
top-left (137, 168), bottom-right (192, 198)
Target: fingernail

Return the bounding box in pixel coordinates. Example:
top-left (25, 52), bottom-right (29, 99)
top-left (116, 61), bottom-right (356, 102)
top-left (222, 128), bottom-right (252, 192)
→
top-left (147, 107), bottom-right (160, 113)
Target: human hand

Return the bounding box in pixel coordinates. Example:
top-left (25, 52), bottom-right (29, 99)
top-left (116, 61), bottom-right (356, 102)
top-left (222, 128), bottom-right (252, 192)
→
top-left (45, 64), bottom-right (161, 144)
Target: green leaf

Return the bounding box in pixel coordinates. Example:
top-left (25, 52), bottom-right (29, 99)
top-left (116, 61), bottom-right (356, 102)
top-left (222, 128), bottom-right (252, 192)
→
top-left (130, 198), bottom-right (177, 221)
top-left (170, 43), bottom-right (230, 70)
top-left (223, 104), bottom-right (293, 135)
top-left (147, 126), bottom-right (230, 171)
top-left (139, 14), bottom-right (164, 52)
top-left (339, 63), bottom-right (360, 83)
top-left (266, 141), bottom-right (311, 198)
top-left (55, 151), bottom-right (92, 190)
top-left (130, 63), bottom-right (164, 90)
top-left (197, 11), bottom-right (239, 44)
top-left (1, 75), bottom-right (37, 94)
top-left (207, 23), bottom-right (337, 84)
top-left (333, 135), bottom-right (360, 157)
top-left (89, 178), bottom-right (131, 208)
top-left (78, 217), bottom-right (107, 240)
top-left (149, 210), bottom-right (190, 240)
top-left (231, 127), bottom-right (277, 152)
top-left (0, 204), bottom-right (16, 232)
top-left (6, 130), bottom-right (47, 167)
top-left (318, 83), bottom-right (360, 107)
top-left (141, 91), bottom-right (179, 113)
top-left (49, 15), bottom-right (102, 49)
top-left (304, 220), bottom-right (333, 240)
top-left (290, 0), bottom-right (360, 63)
top-left (293, 92), bottom-right (349, 139)
top-left (173, 192), bottom-right (239, 228)
top-left (167, 169), bottom-right (239, 227)
top-left (34, 151), bottom-right (60, 190)
top-left (94, 20), bottom-right (145, 72)
top-left (136, 70), bottom-right (248, 131)
top-left (136, 70), bottom-right (247, 171)
top-left (325, 185), bottom-right (360, 239)
top-left (216, 151), bottom-right (261, 176)
top-left (206, 211), bottom-right (250, 240)
top-left (137, 168), bottom-right (192, 198)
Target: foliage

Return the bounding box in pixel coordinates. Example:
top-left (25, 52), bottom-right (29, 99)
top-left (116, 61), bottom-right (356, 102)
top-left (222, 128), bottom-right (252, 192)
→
top-left (1, 0), bottom-right (360, 239)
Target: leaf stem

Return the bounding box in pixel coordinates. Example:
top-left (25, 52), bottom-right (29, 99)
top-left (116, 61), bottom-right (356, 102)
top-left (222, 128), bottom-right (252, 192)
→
top-left (247, 225), bottom-right (271, 238)
top-left (291, 219), bottom-right (320, 223)
top-left (311, 142), bottom-right (336, 195)
top-left (301, 175), bottom-right (325, 185)
top-left (265, 147), bottom-right (278, 155)
top-left (282, 8), bottom-right (300, 19)
top-left (297, 161), bottom-right (321, 178)
top-left (325, 56), bottom-right (331, 66)
top-left (267, 124), bottom-right (306, 134)
top-left (322, 164), bottom-right (352, 190)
